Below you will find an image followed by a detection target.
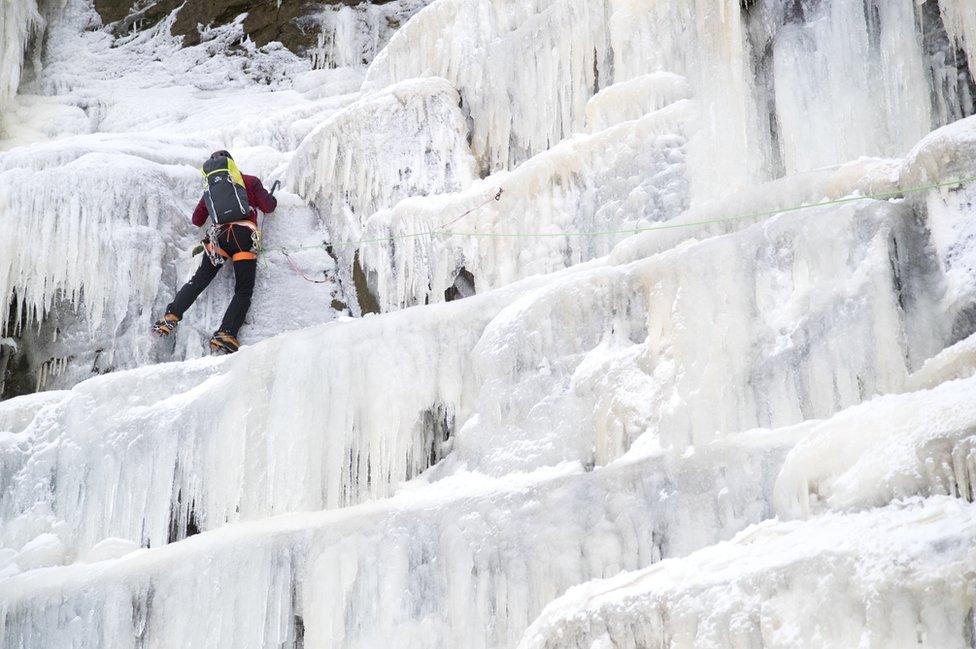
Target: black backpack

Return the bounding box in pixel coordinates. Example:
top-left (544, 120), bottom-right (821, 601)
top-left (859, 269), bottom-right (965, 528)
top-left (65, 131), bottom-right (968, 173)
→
top-left (202, 156), bottom-right (251, 224)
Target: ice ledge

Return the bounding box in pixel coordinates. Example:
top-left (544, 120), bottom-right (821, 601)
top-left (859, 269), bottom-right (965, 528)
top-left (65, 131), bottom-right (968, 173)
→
top-left (517, 497), bottom-right (976, 649)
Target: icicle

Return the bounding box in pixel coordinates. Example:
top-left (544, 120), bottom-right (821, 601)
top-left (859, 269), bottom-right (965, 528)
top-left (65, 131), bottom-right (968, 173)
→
top-left (518, 498), bottom-right (976, 649)
top-left (359, 98), bottom-right (692, 311)
top-left (938, 0), bottom-right (976, 77)
top-left (0, 0), bottom-right (42, 107)
top-left (0, 429), bottom-right (791, 649)
top-left (287, 77), bottom-right (477, 304)
top-left (774, 374), bottom-right (976, 517)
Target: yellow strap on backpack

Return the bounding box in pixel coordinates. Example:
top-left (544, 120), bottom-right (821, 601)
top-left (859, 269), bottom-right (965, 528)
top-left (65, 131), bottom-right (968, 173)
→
top-left (201, 157), bottom-right (246, 188)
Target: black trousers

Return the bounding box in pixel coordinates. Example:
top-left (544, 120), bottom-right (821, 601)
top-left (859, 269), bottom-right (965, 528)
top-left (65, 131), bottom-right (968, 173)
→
top-left (167, 225), bottom-right (256, 337)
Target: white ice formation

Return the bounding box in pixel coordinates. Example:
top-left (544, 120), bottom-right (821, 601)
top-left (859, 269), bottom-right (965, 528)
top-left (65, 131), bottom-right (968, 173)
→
top-left (309, 0), bottom-right (434, 70)
top-left (287, 75), bottom-right (478, 293)
top-left (365, 0), bottom-right (975, 190)
top-left (518, 497), bottom-right (976, 649)
top-left (2, 0), bottom-right (976, 647)
top-left (0, 0), bottom-right (42, 115)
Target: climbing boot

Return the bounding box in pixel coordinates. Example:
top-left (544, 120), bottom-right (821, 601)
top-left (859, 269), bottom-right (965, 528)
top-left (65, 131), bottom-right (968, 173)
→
top-left (152, 313), bottom-right (180, 337)
top-left (209, 330), bottom-right (240, 355)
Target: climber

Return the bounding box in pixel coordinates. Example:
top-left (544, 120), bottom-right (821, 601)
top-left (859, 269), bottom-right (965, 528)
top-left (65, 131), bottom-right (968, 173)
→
top-left (152, 150), bottom-right (278, 355)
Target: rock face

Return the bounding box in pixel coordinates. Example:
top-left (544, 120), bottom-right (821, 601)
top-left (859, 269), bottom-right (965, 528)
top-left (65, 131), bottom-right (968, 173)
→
top-left (92, 0), bottom-right (395, 56)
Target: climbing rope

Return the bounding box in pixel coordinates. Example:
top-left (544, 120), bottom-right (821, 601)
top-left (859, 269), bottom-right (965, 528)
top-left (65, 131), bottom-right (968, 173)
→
top-left (264, 174), bottom-right (976, 281)
top-left (281, 249), bottom-right (331, 284)
top-left (438, 188), bottom-right (504, 229)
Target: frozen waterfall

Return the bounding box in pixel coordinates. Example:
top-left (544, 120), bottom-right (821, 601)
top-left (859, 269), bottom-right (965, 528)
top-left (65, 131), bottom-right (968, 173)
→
top-left (2, 0), bottom-right (976, 647)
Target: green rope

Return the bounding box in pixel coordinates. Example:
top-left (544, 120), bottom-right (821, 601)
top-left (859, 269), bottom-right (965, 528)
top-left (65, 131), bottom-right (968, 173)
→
top-left (263, 174), bottom-right (976, 254)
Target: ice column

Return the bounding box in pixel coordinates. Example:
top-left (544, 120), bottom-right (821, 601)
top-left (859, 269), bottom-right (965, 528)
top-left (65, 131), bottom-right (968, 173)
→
top-left (0, 0), bottom-right (42, 115)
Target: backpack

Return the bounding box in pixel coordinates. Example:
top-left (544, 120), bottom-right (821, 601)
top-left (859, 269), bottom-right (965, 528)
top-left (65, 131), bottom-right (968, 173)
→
top-left (201, 156), bottom-right (251, 224)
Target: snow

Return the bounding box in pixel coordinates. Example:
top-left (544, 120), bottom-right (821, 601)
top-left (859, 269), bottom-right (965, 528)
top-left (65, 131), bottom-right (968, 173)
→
top-left (584, 73), bottom-right (690, 133)
top-left (775, 372), bottom-right (976, 517)
top-left (518, 497), bottom-right (976, 649)
top-left (11, 532), bottom-right (65, 571)
top-left (81, 537), bottom-right (140, 563)
top-left (0, 389), bottom-right (66, 434)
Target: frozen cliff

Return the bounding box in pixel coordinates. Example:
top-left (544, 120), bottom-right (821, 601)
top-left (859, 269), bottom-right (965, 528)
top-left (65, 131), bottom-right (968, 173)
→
top-left (1, 0), bottom-right (976, 648)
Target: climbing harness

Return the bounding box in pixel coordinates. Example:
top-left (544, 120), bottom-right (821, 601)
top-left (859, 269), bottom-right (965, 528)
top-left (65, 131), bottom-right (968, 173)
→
top-left (205, 224), bottom-right (226, 267)
top-left (197, 222), bottom-right (261, 267)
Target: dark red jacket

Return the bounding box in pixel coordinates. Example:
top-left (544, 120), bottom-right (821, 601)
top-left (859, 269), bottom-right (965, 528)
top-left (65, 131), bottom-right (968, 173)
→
top-left (192, 174), bottom-right (277, 227)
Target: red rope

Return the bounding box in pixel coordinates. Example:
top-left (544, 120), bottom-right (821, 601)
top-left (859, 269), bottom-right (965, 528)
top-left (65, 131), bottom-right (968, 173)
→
top-left (282, 250), bottom-right (331, 284)
top-left (438, 188), bottom-right (503, 229)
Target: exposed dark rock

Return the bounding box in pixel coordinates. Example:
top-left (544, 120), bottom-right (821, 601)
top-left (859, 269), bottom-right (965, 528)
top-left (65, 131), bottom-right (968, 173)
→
top-left (444, 266), bottom-right (475, 303)
top-left (740, 1), bottom-right (785, 180)
top-left (0, 340), bottom-right (34, 401)
top-left (916, 0), bottom-right (976, 125)
top-left (93, 0), bottom-right (399, 57)
top-left (167, 483), bottom-right (202, 544)
top-left (417, 403), bottom-right (453, 468)
top-left (352, 250), bottom-right (381, 315)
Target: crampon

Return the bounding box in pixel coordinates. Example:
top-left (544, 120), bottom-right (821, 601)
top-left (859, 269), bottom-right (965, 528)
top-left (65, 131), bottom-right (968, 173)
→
top-left (209, 330), bottom-right (240, 355)
top-left (152, 313), bottom-right (180, 337)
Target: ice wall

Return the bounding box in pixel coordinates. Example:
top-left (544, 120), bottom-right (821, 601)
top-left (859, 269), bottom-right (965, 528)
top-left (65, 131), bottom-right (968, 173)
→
top-left (0, 130), bottom-right (356, 393)
top-left (0, 145), bottom-right (198, 333)
top-left (363, 0), bottom-right (634, 174)
top-left (518, 498), bottom-right (976, 649)
top-left (366, 0), bottom-right (973, 197)
top-left (0, 428), bottom-right (792, 649)
top-left (0, 167), bottom-right (952, 562)
top-left (770, 0), bottom-right (933, 174)
top-left (939, 0), bottom-right (976, 76)
top-left (0, 0), bottom-right (42, 125)
top-left (0, 0), bottom-right (367, 393)
top-left (584, 73), bottom-right (690, 133)
top-left (0, 279), bottom-right (531, 559)
top-left (359, 99), bottom-right (691, 310)
top-left (309, 0), bottom-right (434, 70)
top-left (287, 76), bottom-right (477, 307)
top-left (289, 77), bottom-right (476, 232)
top-left (451, 198), bottom-right (944, 475)
top-left (775, 372), bottom-right (976, 516)
top-left (6, 355), bottom-right (975, 649)
top-left (3, 0), bottom-right (976, 646)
